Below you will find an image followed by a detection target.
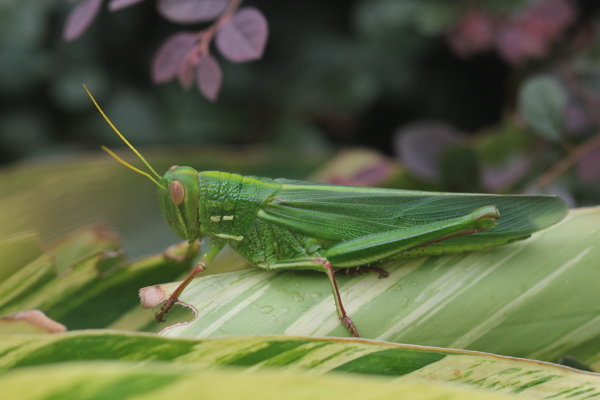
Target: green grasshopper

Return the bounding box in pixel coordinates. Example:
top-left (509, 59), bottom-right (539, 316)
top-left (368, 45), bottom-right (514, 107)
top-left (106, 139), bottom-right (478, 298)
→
top-left (85, 86), bottom-right (568, 337)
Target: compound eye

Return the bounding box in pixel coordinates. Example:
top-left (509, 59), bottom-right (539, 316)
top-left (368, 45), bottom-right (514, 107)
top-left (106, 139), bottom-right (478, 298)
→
top-left (170, 181), bottom-right (185, 205)
top-left (168, 165), bottom-right (179, 171)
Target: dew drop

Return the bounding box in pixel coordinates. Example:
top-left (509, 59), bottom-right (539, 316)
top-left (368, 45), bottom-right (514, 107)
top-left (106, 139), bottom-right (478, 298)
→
top-left (260, 305), bottom-right (274, 314)
top-left (401, 296), bottom-right (410, 308)
top-left (309, 291), bottom-right (323, 300)
top-left (291, 290), bottom-right (304, 302)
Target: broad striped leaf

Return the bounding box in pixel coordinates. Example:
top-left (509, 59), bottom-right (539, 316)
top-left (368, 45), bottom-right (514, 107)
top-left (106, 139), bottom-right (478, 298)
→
top-left (0, 225), bottom-right (194, 332)
top-left (148, 207), bottom-right (600, 367)
top-left (1, 332), bottom-right (599, 399)
top-left (0, 362), bottom-right (520, 400)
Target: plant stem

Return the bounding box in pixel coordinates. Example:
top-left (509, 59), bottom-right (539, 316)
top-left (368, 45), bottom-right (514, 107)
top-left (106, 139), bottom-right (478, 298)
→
top-left (533, 64), bottom-right (600, 188)
top-left (195, 0), bottom-right (243, 55)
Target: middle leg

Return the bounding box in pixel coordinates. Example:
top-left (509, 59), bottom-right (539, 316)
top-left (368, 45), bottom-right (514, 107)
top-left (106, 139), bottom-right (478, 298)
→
top-left (261, 257), bottom-right (360, 338)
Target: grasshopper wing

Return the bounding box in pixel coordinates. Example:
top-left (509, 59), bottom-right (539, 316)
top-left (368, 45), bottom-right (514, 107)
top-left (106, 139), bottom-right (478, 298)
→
top-left (257, 179), bottom-right (568, 254)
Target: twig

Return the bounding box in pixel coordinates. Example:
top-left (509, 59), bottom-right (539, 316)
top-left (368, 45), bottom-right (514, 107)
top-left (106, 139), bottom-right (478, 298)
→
top-left (534, 133), bottom-right (600, 188)
top-left (194, 0), bottom-right (243, 57)
top-left (532, 64), bottom-right (600, 189)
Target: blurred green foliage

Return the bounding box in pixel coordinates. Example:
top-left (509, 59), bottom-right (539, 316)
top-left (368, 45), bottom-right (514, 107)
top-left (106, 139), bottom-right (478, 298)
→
top-left (0, 1), bottom-right (514, 161)
top-left (2, 0), bottom-right (600, 207)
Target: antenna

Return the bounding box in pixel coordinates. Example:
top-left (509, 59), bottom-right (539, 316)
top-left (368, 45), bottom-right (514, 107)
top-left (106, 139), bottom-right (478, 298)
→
top-left (83, 84), bottom-right (163, 186)
top-left (101, 146), bottom-right (162, 187)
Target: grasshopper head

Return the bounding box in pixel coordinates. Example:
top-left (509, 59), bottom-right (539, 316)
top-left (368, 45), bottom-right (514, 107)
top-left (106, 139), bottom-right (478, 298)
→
top-left (158, 166), bottom-right (201, 241)
top-left (83, 85), bottom-right (202, 242)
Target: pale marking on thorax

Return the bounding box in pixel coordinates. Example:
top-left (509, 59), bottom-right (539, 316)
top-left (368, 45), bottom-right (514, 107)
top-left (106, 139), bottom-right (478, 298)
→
top-left (215, 233), bottom-right (244, 241)
top-left (210, 215), bottom-right (234, 222)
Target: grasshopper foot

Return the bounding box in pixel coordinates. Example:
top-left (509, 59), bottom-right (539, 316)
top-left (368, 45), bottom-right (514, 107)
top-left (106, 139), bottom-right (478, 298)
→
top-left (155, 298), bottom-right (176, 323)
top-left (342, 316), bottom-right (360, 338)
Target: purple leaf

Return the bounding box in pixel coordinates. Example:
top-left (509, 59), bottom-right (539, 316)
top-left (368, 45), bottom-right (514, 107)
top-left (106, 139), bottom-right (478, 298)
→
top-left (565, 103), bottom-right (592, 135)
top-left (63, 0), bottom-right (104, 42)
top-left (108, 0), bottom-right (145, 12)
top-left (394, 121), bottom-right (461, 182)
top-left (577, 144), bottom-right (600, 183)
top-left (311, 149), bottom-right (400, 187)
top-left (178, 58), bottom-right (196, 90)
top-left (197, 54), bottom-right (222, 101)
top-left (481, 156), bottom-right (531, 192)
top-left (158, 0), bottom-right (228, 23)
top-left (152, 32), bottom-right (197, 83)
top-left (216, 7), bottom-right (268, 63)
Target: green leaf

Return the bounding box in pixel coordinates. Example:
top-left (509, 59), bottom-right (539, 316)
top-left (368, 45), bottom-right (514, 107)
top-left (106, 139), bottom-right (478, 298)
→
top-left (0, 225), bottom-right (195, 332)
top-left (354, 0), bottom-right (461, 38)
top-left (518, 75), bottom-right (567, 141)
top-left (0, 231), bottom-right (44, 282)
top-left (148, 207), bottom-right (599, 367)
top-left (0, 361), bottom-right (523, 400)
top-left (1, 332), bottom-right (599, 399)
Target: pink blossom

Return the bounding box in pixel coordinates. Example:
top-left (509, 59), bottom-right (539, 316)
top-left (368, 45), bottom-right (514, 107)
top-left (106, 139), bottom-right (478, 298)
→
top-left (447, 10), bottom-right (494, 57)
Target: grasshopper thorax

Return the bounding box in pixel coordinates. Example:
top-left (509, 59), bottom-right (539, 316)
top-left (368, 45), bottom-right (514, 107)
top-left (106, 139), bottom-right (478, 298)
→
top-left (158, 166), bottom-right (201, 241)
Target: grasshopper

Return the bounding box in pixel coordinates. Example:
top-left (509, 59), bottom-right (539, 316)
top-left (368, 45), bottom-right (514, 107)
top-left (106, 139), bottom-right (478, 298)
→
top-left (85, 86), bottom-right (568, 337)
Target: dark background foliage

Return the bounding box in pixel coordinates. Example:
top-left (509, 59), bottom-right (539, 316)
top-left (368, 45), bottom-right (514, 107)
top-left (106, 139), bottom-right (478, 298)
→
top-left (2, 0), bottom-right (600, 205)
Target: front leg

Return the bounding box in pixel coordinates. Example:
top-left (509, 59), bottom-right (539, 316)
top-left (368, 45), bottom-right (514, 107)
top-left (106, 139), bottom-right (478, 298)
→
top-left (155, 237), bottom-right (227, 322)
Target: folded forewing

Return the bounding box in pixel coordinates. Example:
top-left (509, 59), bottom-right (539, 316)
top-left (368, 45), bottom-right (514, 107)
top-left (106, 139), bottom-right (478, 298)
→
top-left (257, 179), bottom-right (568, 251)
